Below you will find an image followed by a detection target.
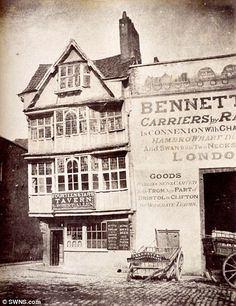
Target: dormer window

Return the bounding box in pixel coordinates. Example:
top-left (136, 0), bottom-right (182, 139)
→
top-left (59, 63), bottom-right (90, 92)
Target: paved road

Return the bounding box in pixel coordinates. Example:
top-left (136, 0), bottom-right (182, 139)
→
top-left (0, 263), bottom-right (235, 306)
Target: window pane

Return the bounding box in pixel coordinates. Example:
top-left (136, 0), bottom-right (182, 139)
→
top-left (57, 159), bottom-right (65, 173)
top-left (56, 123), bottom-right (63, 136)
top-left (58, 176), bottom-right (65, 191)
top-left (102, 158), bottom-right (109, 170)
top-left (46, 177), bottom-right (52, 193)
top-left (108, 118), bottom-right (115, 131)
top-left (68, 77), bottom-right (73, 88)
top-left (65, 112), bottom-right (77, 135)
top-left (45, 126), bottom-right (51, 138)
top-left (81, 156), bottom-right (88, 171)
top-left (32, 178), bottom-right (38, 193)
top-left (103, 173), bottom-right (110, 190)
top-left (31, 119), bottom-right (37, 126)
top-left (120, 171), bottom-right (127, 188)
top-left (46, 163), bottom-right (52, 175)
top-left (111, 172), bottom-right (118, 189)
top-left (38, 119), bottom-right (44, 125)
top-left (89, 119), bottom-right (98, 133)
top-left (68, 65), bottom-right (73, 75)
top-left (56, 111), bottom-right (63, 122)
top-left (31, 128), bottom-right (37, 140)
top-left (38, 163), bottom-right (44, 175)
top-left (38, 128), bottom-right (44, 139)
top-left (81, 174), bottom-right (89, 190)
top-left (110, 157), bottom-right (117, 170)
top-left (118, 157), bottom-right (126, 169)
top-left (79, 120), bottom-right (87, 133)
top-left (91, 157), bottom-right (98, 171)
top-left (60, 78), bottom-right (66, 89)
top-left (61, 67), bottom-right (66, 77)
top-left (38, 177), bottom-right (45, 193)
top-left (75, 75), bottom-right (80, 87)
top-left (31, 164), bottom-right (37, 175)
top-left (92, 174), bottom-right (99, 190)
top-left (45, 117), bottom-right (51, 125)
top-left (100, 119), bottom-right (106, 132)
top-left (115, 117), bottom-right (122, 129)
top-left (75, 64), bottom-right (80, 74)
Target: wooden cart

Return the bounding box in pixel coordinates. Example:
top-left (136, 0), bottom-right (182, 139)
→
top-left (202, 230), bottom-right (236, 289)
top-left (127, 230), bottom-right (184, 281)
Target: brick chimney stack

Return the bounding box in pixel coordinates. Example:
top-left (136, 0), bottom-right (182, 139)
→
top-left (119, 11), bottom-right (142, 64)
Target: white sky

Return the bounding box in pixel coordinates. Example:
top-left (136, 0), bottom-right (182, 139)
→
top-left (0, 0), bottom-right (235, 140)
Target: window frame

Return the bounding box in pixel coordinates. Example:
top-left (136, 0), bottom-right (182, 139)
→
top-left (30, 161), bottom-right (54, 195)
top-left (66, 221), bottom-right (107, 250)
top-left (58, 62), bottom-right (90, 92)
top-left (55, 154), bottom-right (127, 193)
top-left (29, 115), bottom-right (53, 141)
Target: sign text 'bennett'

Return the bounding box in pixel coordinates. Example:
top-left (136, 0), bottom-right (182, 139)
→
top-left (141, 94), bottom-right (236, 114)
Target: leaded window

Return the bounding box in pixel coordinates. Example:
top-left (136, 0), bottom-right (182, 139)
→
top-left (66, 222), bottom-right (107, 249)
top-left (31, 162), bottom-right (53, 194)
top-left (59, 63), bottom-right (90, 91)
top-left (65, 111), bottom-right (77, 135)
top-left (30, 115), bottom-right (53, 140)
top-left (101, 156), bottom-right (127, 190)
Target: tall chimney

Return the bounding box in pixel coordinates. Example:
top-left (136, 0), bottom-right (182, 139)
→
top-left (119, 11), bottom-right (141, 64)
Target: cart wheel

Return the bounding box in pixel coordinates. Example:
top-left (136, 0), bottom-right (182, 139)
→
top-left (175, 250), bottom-right (184, 281)
top-left (127, 265), bottom-right (133, 282)
top-left (223, 252), bottom-right (236, 289)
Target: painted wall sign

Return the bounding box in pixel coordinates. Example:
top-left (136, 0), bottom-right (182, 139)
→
top-left (107, 221), bottom-right (130, 250)
top-left (52, 191), bottom-right (95, 210)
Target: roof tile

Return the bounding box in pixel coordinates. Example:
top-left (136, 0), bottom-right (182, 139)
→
top-left (19, 64), bottom-right (51, 95)
top-left (94, 54), bottom-right (132, 79)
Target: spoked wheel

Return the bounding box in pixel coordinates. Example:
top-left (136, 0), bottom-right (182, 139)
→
top-left (127, 265), bottom-right (133, 282)
top-left (175, 250), bottom-right (184, 281)
top-left (223, 252), bottom-right (236, 289)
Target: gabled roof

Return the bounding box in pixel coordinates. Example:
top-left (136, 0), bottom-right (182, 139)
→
top-left (19, 39), bottom-right (134, 96)
top-left (94, 55), bottom-right (133, 79)
top-left (20, 64), bottom-right (51, 95)
top-left (19, 39), bottom-right (114, 97)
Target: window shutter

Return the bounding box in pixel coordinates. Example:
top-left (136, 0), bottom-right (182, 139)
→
top-left (83, 64), bottom-right (90, 87)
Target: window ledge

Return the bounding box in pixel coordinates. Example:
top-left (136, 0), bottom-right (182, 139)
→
top-left (108, 128), bottom-right (125, 133)
top-left (54, 88), bottom-right (82, 96)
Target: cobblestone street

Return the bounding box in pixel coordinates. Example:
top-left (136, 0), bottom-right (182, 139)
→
top-left (0, 263), bottom-right (235, 306)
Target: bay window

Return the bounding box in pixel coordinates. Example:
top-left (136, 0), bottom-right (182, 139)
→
top-left (55, 154), bottom-right (127, 192)
top-left (58, 63), bottom-right (90, 92)
top-left (55, 106), bottom-right (122, 137)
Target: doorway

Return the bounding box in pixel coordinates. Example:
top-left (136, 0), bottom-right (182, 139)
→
top-left (203, 170), bottom-right (236, 235)
top-left (50, 230), bottom-right (63, 266)
top-left (200, 168), bottom-right (236, 271)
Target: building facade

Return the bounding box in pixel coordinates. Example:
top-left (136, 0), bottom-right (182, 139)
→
top-left (19, 11), bottom-right (236, 274)
top-left (18, 12), bottom-right (140, 271)
top-left (0, 137), bottom-right (42, 262)
top-left (127, 54), bottom-right (236, 273)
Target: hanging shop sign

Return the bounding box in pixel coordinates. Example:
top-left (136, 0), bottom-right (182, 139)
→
top-left (52, 191), bottom-right (95, 210)
top-left (107, 221), bottom-right (130, 250)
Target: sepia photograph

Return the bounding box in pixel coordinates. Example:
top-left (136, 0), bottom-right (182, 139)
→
top-left (0, 0), bottom-right (236, 305)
